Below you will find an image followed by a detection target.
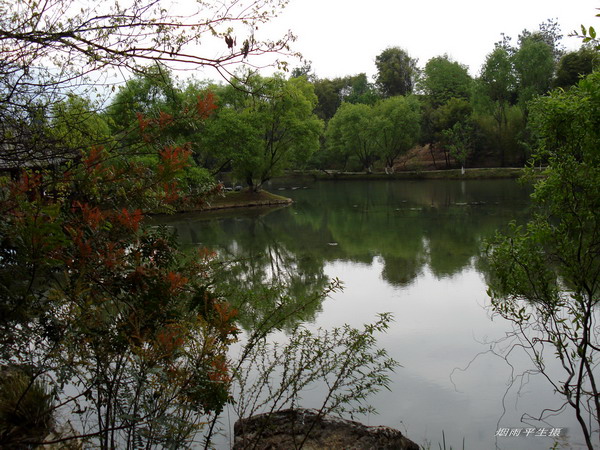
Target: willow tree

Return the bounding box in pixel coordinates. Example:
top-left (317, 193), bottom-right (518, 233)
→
top-left (325, 102), bottom-right (378, 172)
top-left (202, 74), bottom-right (323, 191)
top-left (372, 95), bottom-right (421, 173)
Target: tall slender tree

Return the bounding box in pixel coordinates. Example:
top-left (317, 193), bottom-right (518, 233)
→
top-left (375, 47), bottom-right (418, 97)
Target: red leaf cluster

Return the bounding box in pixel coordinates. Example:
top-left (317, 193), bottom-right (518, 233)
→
top-left (158, 145), bottom-right (191, 175)
top-left (196, 91), bottom-right (218, 119)
top-left (115, 208), bottom-right (143, 232)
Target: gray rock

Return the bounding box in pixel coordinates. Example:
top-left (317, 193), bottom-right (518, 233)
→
top-left (233, 408), bottom-right (419, 450)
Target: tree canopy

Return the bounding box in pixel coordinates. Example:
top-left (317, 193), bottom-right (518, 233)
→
top-left (421, 55), bottom-right (472, 106)
top-left (326, 102), bottom-right (378, 172)
top-left (372, 96), bottom-right (421, 172)
top-left (202, 74), bottom-right (323, 191)
top-left (554, 46), bottom-right (599, 89)
top-left (513, 34), bottom-right (555, 105)
top-left (375, 47), bottom-right (418, 97)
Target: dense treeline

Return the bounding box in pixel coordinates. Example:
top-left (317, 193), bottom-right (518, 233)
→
top-left (82, 19), bottom-right (598, 189)
top-left (308, 20), bottom-right (597, 172)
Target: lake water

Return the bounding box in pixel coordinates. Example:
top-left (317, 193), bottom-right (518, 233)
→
top-left (156, 179), bottom-right (587, 450)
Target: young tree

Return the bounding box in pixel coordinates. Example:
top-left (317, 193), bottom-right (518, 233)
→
top-left (513, 35), bottom-right (555, 106)
top-left (325, 102), bottom-right (378, 172)
top-left (487, 71), bottom-right (600, 450)
top-left (442, 120), bottom-right (474, 174)
top-left (375, 47), bottom-right (418, 97)
top-left (420, 55), bottom-right (472, 107)
top-left (372, 96), bottom-right (421, 173)
top-left (202, 74), bottom-right (323, 191)
top-left (479, 46), bottom-right (518, 166)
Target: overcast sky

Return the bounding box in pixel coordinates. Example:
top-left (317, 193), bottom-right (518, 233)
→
top-left (257, 0), bottom-right (598, 79)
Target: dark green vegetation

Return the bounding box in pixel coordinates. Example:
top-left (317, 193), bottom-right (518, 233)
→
top-left (94, 18), bottom-right (599, 181)
top-left (487, 71), bottom-right (600, 449)
top-left (294, 167), bottom-right (527, 180)
top-left (0, 0), bottom-right (395, 448)
top-left (1, 0), bottom-right (599, 447)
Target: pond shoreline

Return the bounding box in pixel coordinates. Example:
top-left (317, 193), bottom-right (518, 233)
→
top-left (206, 190), bottom-right (293, 210)
top-left (163, 190), bottom-right (293, 215)
top-left (164, 168), bottom-right (535, 214)
top-left (285, 167), bottom-right (531, 181)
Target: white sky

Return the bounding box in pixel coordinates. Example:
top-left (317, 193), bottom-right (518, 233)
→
top-left (257, 0), bottom-right (599, 79)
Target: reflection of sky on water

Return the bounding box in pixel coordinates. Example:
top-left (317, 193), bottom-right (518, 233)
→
top-left (158, 180), bottom-right (588, 449)
top-left (312, 259), bottom-right (585, 450)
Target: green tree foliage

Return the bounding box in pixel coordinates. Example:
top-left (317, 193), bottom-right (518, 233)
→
top-left (480, 46), bottom-right (517, 108)
top-left (520, 19), bottom-right (565, 64)
top-left (325, 102), bottom-right (378, 172)
top-left (420, 55), bottom-right (472, 107)
top-left (312, 77), bottom-right (345, 122)
top-left (312, 74), bottom-right (380, 123)
top-left (372, 96), bottom-right (421, 172)
top-left (421, 97), bottom-right (474, 168)
top-left (0, 0), bottom-right (305, 446)
top-left (200, 100), bottom-right (258, 175)
top-left (513, 34), bottom-right (555, 105)
top-left (472, 104), bottom-right (526, 166)
top-left (487, 71), bottom-right (600, 450)
top-left (472, 22), bottom-right (564, 167)
top-left (554, 46), bottom-right (599, 89)
top-left (50, 94), bottom-right (112, 151)
top-left (340, 73), bottom-right (380, 105)
top-left (375, 47), bottom-right (418, 97)
top-left (442, 121), bottom-right (474, 173)
top-left (107, 66), bottom-right (181, 133)
top-left (104, 69), bottom-right (218, 206)
top-left (202, 74), bottom-right (323, 191)
top-left (479, 46), bottom-right (519, 166)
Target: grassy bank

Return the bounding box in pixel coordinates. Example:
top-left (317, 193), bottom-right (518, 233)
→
top-left (150, 190), bottom-right (292, 216)
top-left (162, 168), bottom-right (534, 215)
top-left (287, 167), bottom-right (532, 181)
top-left (200, 189), bottom-right (293, 211)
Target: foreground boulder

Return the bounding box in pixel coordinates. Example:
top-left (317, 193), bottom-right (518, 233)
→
top-left (233, 408), bottom-right (419, 450)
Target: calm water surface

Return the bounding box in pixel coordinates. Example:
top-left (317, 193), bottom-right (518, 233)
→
top-left (156, 179), bottom-right (585, 450)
